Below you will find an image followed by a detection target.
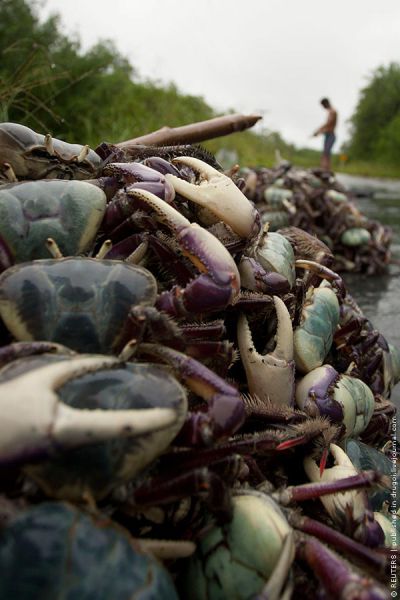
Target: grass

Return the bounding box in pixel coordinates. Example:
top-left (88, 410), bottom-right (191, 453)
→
top-left (204, 133), bottom-right (400, 179)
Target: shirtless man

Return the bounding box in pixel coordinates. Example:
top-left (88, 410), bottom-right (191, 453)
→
top-left (313, 98), bottom-right (337, 170)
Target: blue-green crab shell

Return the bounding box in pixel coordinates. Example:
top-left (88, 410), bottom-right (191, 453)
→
top-left (325, 190), bottom-right (348, 204)
top-left (0, 353), bottom-right (187, 499)
top-left (0, 181), bottom-right (106, 266)
top-left (294, 284), bottom-right (340, 373)
top-left (340, 227), bottom-right (371, 247)
top-left (0, 258), bottom-right (157, 354)
top-left (0, 502), bottom-right (179, 600)
top-left (180, 492), bottom-right (292, 600)
top-left (263, 186), bottom-right (293, 207)
top-left (307, 175), bottom-right (323, 188)
top-left (260, 210), bottom-right (290, 231)
top-left (344, 439), bottom-right (398, 511)
top-left (255, 231), bottom-right (296, 288)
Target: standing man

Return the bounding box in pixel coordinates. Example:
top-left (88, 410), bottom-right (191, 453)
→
top-left (313, 98), bottom-right (337, 171)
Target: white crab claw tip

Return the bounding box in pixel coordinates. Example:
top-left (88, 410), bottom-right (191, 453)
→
top-left (238, 307), bottom-right (294, 408)
top-left (273, 296), bottom-right (294, 362)
top-left (77, 144), bottom-right (90, 163)
top-left (166, 156), bottom-right (257, 239)
top-left (44, 133), bottom-right (55, 156)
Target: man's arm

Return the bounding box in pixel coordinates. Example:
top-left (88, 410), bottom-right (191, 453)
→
top-left (313, 110), bottom-right (337, 136)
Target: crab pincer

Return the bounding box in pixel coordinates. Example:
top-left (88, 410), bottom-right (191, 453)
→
top-left (127, 188), bottom-right (241, 318)
top-left (136, 343), bottom-right (245, 445)
top-left (237, 296), bottom-right (295, 407)
top-left (0, 356), bottom-right (177, 467)
top-left (164, 156), bottom-right (261, 240)
top-left (103, 161), bottom-right (175, 201)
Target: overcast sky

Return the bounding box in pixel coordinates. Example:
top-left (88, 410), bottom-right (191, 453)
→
top-left (39, 0), bottom-right (400, 150)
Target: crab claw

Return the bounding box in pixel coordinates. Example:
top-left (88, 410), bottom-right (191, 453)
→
top-left (296, 365), bottom-right (375, 438)
top-left (137, 343), bottom-right (245, 445)
top-left (103, 161), bottom-right (175, 203)
top-left (237, 296), bottom-right (295, 407)
top-left (165, 156), bottom-right (260, 240)
top-left (128, 188), bottom-right (240, 317)
top-left (0, 356), bottom-right (177, 467)
top-left (304, 444), bottom-right (385, 547)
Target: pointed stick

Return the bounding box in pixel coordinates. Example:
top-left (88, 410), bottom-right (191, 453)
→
top-left (116, 113), bottom-right (262, 150)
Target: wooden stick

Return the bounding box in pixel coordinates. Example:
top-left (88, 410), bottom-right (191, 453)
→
top-left (116, 113), bottom-right (262, 150)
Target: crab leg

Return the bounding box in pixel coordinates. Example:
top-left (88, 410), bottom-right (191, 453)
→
top-left (165, 156), bottom-right (261, 239)
top-left (304, 444), bottom-right (386, 547)
top-left (297, 536), bottom-right (388, 600)
top-left (127, 188), bottom-right (241, 317)
top-left (290, 514), bottom-right (387, 572)
top-left (0, 341), bottom-right (74, 368)
top-left (0, 356), bottom-right (177, 466)
top-left (237, 296), bottom-right (295, 407)
top-left (295, 259), bottom-right (345, 297)
top-left (133, 466), bottom-right (233, 522)
top-left (278, 470), bottom-right (385, 505)
top-left (136, 343), bottom-right (245, 445)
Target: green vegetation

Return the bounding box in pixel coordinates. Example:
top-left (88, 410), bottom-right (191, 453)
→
top-left (0, 0), bottom-right (399, 178)
top-left (346, 64), bottom-right (400, 166)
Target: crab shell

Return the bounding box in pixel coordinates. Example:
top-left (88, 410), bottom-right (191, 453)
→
top-left (0, 180), bottom-right (106, 270)
top-left (0, 353), bottom-right (188, 499)
top-left (180, 491), bottom-right (293, 600)
top-left (293, 283), bottom-right (340, 374)
top-left (0, 502), bottom-right (179, 599)
top-left (250, 230), bottom-right (296, 289)
top-left (0, 257), bottom-right (157, 354)
top-left (340, 227), bottom-right (371, 247)
top-left (296, 365), bottom-right (375, 438)
top-left (0, 122), bottom-right (102, 180)
top-left (345, 438), bottom-right (395, 511)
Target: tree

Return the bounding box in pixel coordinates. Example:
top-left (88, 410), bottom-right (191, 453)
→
top-left (0, 0), bottom-right (220, 147)
top-left (0, 0), bottom-right (289, 166)
top-left (347, 63), bottom-right (400, 163)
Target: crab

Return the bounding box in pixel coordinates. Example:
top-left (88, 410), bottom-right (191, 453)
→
top-left (237, 296), bottom-right (295, 408)
top-left (240, 163), bottom-right (392, 275)
top-left (0, 352), bottom-right (181, 469)
top-left (0, 502), bottom-right (179, 599)
top-left (0, 122), bottom-right (102, 180)
top-left (0, 250), bottom-right (245, 446)
top-left (179, 485), bottom-right (389, 599)
top-left (0, 179), bottom-right (106, 271)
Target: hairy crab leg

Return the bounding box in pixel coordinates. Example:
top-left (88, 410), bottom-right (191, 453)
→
top-left (135, 343), bottom-right (245, 445)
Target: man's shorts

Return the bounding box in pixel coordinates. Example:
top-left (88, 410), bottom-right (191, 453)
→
top-left (323, 132), bottom-right (336, 155)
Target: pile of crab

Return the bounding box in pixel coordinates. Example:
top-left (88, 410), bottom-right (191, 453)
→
top-left (240, 162), bottom-right (392, 275)
top-left (0, 122), bottom-right (399, 599)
